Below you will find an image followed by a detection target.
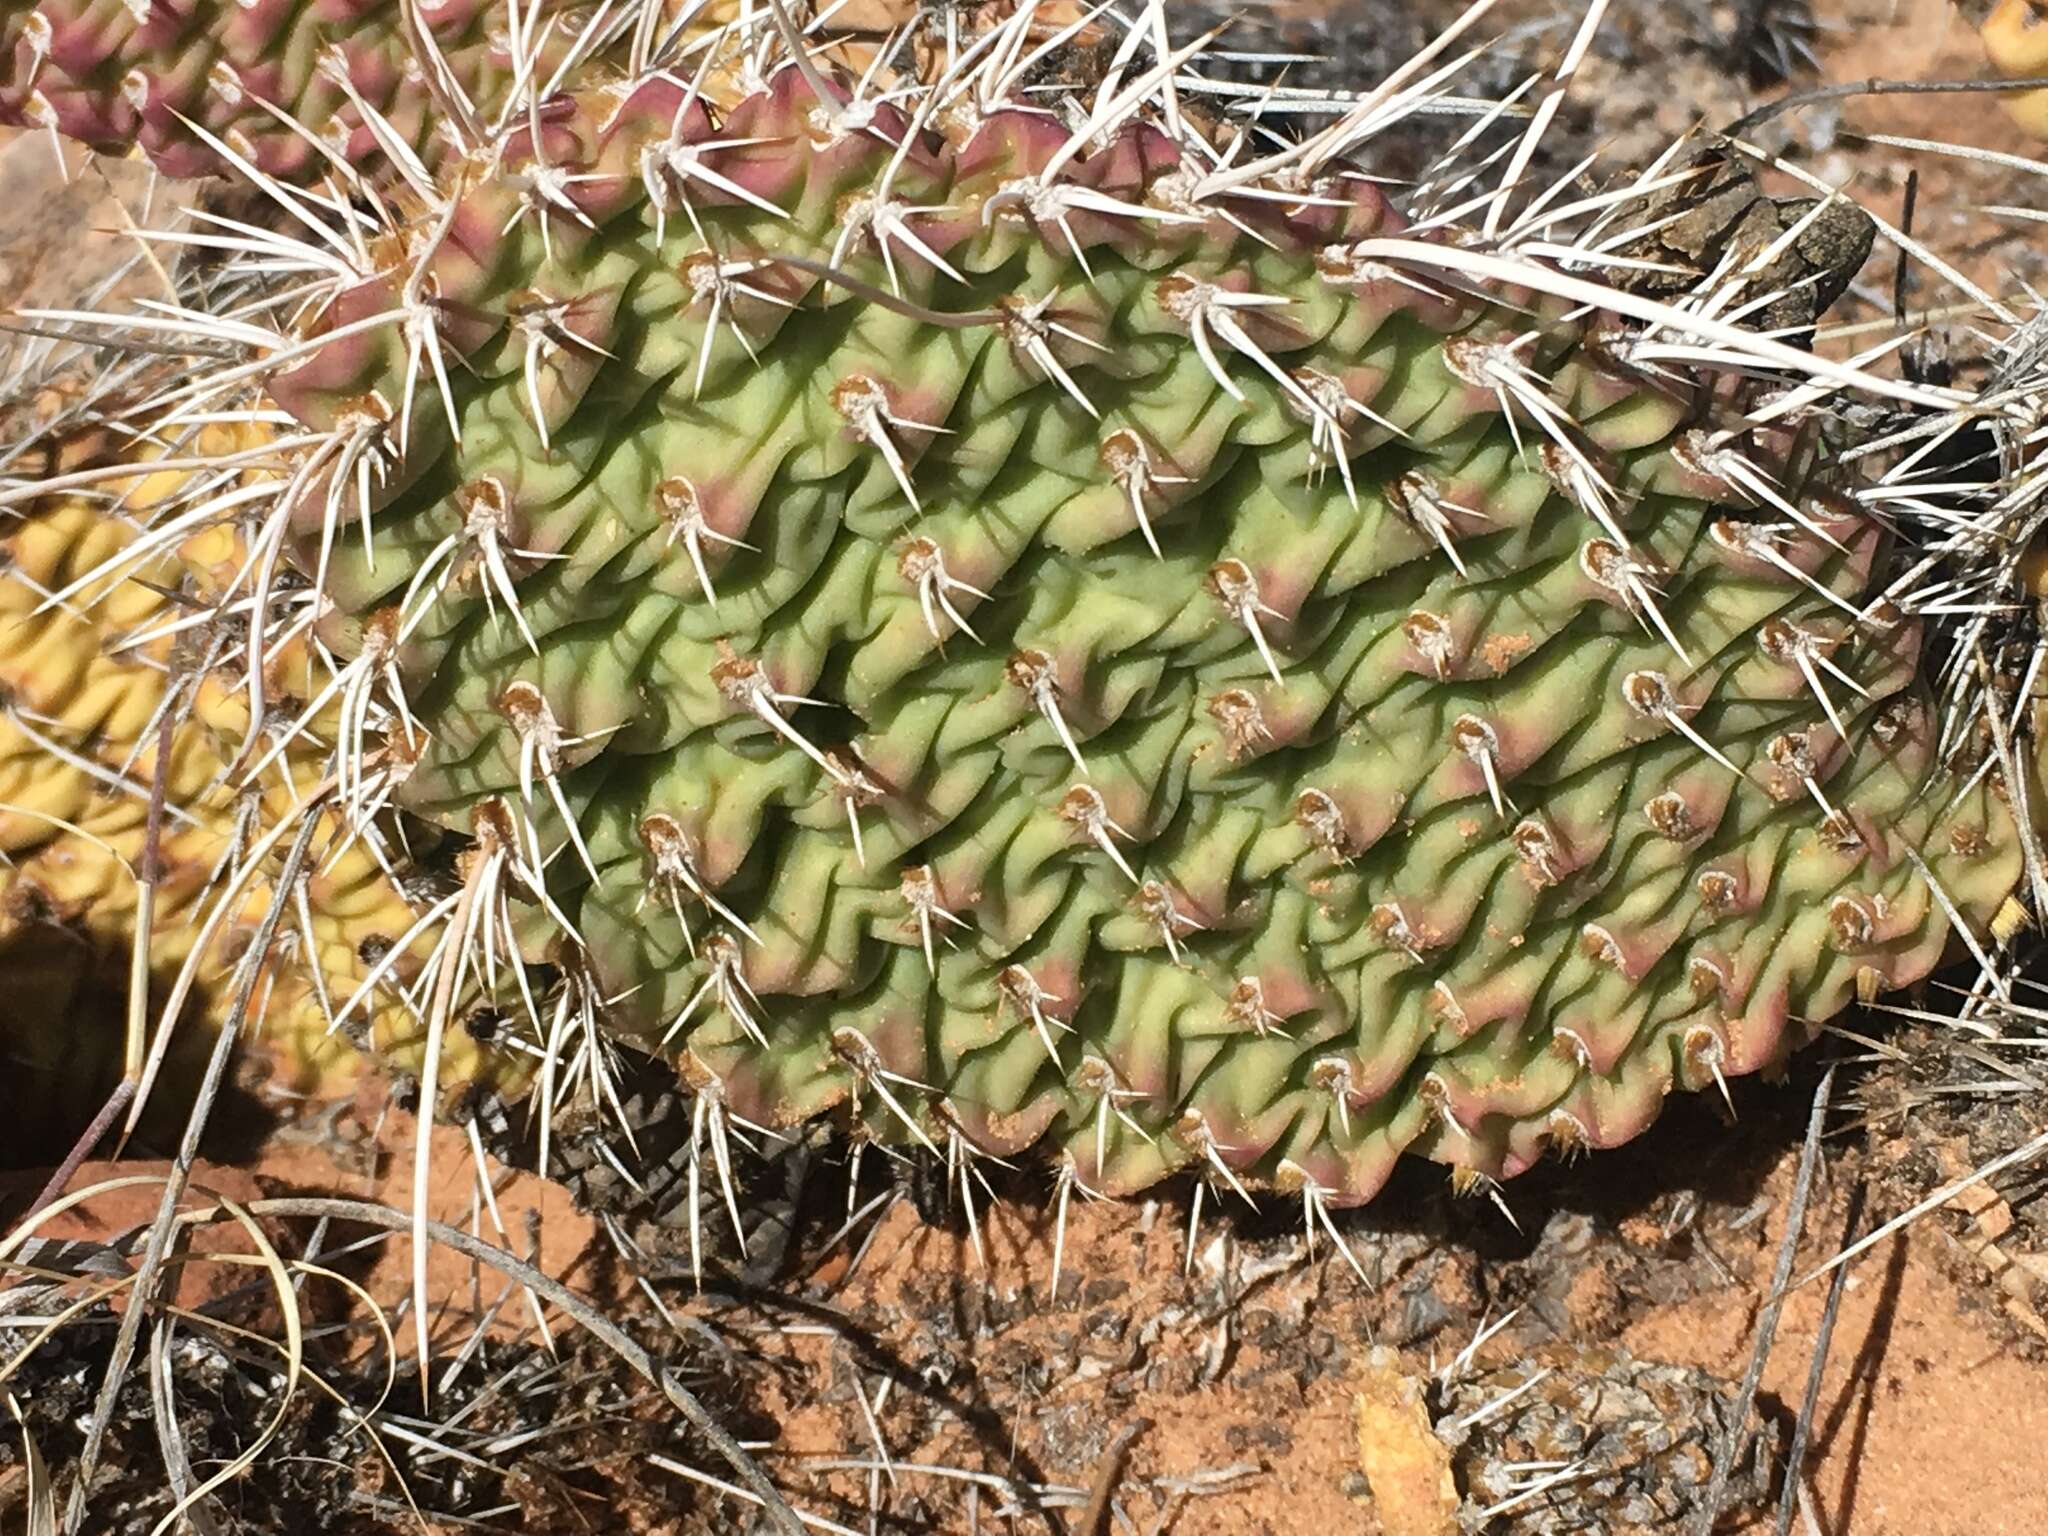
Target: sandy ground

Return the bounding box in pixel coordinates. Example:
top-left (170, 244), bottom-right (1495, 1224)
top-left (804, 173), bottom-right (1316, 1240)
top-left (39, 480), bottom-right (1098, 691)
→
top-left (8, 1065), bottom-right (2045, 1534)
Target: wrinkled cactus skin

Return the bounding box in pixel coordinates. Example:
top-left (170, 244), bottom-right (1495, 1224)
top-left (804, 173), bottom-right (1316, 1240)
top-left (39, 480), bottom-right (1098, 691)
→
top-left (0, 433), bottom-right (510, 1126)
top-left (76, 61), bottom-right (2039, 1204)
top-left (0, 0), bottom-right (663, 180)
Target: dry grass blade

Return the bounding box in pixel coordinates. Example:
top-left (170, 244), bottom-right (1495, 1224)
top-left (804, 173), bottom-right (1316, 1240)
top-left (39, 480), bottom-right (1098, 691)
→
top-left (647, 1455), bottom-right (863, 1535)
top-left (1724, 71), bottom-right (2048, 136)
top-left (46, 810), bottom-right (320, 1535)
top-left (141, 1197), bottom-right (306, 1536)
top-left (1785, 1124), bottom-right (2048, 1295)
top-left (146, 1315), bottom-right (222, 1536)
top-left (0, 1250), bottom-right (144, 1380)
top-left (199, 1194), bottom-right (809, 1536)
top-left (14, 708), bottom-right (173, 1219)
top-left (4, 1388), bottom-right (56, 1536)
top-left (182, 1252), bottom-right (426, 1527)
top-left (21, 1084), bottom-right (134, 1225)
top-left (123, 804), bottom-right (322, 1143)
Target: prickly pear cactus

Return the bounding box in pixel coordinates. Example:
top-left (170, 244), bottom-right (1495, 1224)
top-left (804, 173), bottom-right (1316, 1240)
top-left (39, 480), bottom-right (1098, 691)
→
top-left (160, 36), bottom-right (2025, 1213)
top-left (0, 0), bottom-right (727, 181)
top-left (13, 0), bottom-right (2042, 1218)
top-left (0, 431), bottom-right (509, 1122)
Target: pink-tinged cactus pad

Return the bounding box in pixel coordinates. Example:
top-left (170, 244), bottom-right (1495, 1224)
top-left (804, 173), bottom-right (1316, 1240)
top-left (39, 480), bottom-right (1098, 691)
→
top-left (0, 0), bottom-right (599, 180)
top-left (124, 45), bottom-right (2034, 1210)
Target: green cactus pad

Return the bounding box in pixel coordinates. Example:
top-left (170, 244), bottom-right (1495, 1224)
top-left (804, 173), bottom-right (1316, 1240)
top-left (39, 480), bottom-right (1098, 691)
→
top-left (222, 61), bottom-right (2027, 1206)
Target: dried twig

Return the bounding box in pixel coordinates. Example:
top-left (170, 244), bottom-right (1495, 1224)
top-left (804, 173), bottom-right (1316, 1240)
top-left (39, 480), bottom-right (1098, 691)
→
top-left (1774, 1179), bottom-right (1867, 1536)
top-left (1726, 73), bottom-right (2048, 136)
top-left (1079, 1420), bottom-right (1150, 1536)
top-left (1695, 1064), bottom-right (1835, 1536)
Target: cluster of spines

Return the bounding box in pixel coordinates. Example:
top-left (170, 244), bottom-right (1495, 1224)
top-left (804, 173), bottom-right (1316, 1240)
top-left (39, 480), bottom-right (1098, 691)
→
top-left (0, 0), bottom-right (734, 180)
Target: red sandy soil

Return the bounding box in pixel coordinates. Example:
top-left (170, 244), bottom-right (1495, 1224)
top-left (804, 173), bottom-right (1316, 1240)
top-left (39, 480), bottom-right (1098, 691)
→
top-left (11, 1075), bottom-right (2046, 1535)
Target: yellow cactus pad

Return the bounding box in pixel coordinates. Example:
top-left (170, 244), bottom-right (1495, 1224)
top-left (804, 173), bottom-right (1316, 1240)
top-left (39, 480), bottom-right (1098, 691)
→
top-left (0, 429), bottom-right (520, 1140)
top-left (1978, 0), bottom-right (2048, 137)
